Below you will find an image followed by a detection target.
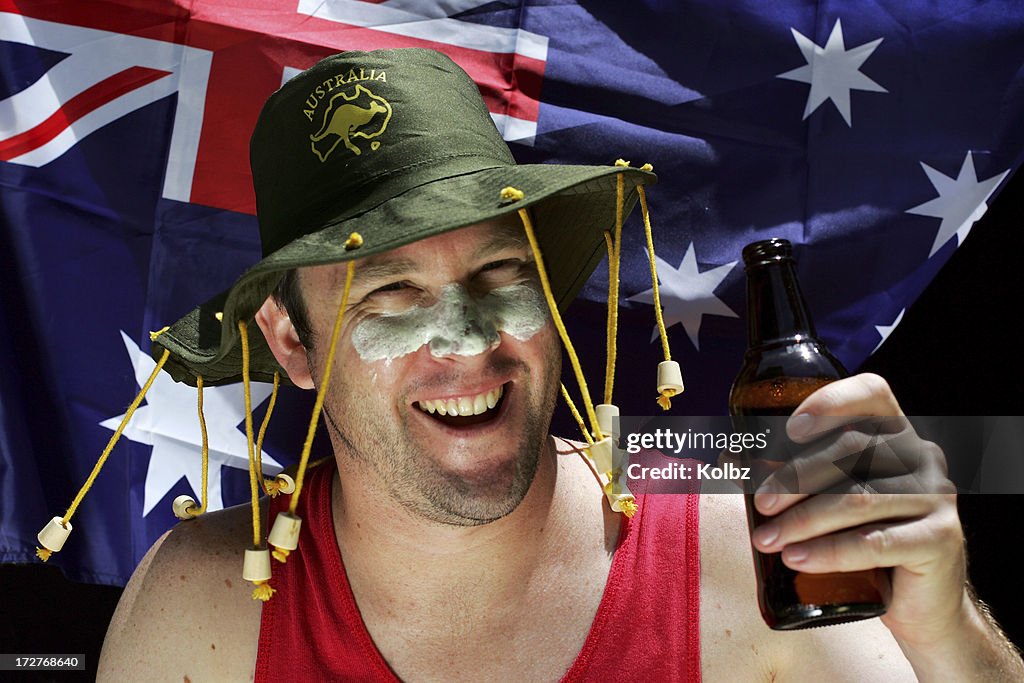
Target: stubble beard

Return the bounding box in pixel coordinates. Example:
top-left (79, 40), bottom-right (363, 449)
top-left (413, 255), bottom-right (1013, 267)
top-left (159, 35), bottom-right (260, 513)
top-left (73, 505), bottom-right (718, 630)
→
top-left (322, 354), bottom-right (560, 527)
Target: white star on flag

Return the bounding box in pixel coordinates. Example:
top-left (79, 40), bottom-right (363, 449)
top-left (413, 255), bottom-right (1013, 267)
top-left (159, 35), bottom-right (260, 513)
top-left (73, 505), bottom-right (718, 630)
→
top-left (872, 308), bottom-right (905, 354)
top-left (101, 331), bottom-right (280, 516)
top-left (906, 152), bottom-right (1010, 257)
top-left (777, 18), bottom-right (887, 126)
top-left (627, 242), bottom-right (739, 351)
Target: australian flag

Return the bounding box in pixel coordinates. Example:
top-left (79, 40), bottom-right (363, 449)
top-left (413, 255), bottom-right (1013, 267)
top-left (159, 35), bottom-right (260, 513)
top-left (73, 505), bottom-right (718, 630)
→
top-left (2, 1), bottom-right (1023, 585)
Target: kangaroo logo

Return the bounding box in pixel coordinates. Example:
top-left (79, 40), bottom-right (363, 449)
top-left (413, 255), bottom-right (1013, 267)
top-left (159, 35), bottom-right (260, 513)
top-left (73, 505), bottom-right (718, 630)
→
top-left (309, 85), bottom-right (392, 162)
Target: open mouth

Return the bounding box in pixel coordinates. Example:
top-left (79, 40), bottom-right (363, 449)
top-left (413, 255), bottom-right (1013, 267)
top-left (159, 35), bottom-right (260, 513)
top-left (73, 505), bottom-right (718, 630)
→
top-left (416, 384), bottom-right (506, 428)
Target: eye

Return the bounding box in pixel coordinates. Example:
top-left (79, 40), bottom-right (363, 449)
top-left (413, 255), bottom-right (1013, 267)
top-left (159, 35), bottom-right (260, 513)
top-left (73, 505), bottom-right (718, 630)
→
top-left (371, 281), bottom-right (408, 294)
top-left (478, 258), bottom-right (526, 275)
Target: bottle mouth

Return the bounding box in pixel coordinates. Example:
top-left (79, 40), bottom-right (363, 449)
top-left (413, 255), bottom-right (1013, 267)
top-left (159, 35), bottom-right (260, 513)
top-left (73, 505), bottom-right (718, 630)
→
top-left (743, 238), bottom-right (794, 267)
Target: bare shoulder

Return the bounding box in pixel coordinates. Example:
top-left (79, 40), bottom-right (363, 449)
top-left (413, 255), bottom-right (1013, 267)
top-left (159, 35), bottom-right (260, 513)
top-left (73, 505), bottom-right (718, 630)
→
top-left (98, 501), bottom-right (266, 682)
top-left (698, 494), bottom-right (915, 682)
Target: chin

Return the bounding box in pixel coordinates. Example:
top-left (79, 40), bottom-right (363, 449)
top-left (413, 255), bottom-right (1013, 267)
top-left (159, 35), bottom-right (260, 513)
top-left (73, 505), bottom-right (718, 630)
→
top-left (406, 448), bottom-right (540, 526)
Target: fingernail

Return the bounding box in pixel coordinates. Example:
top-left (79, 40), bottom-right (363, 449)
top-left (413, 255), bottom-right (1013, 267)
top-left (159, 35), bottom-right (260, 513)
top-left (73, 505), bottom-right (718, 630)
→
top-left (784, 546), bottom-right (808, 564)
top-left (755, 491), bottom-right (777, 512)
top-left (753, 524), bottom-right (779, 548)
top-left (788, 413), bottom-right (815, 439)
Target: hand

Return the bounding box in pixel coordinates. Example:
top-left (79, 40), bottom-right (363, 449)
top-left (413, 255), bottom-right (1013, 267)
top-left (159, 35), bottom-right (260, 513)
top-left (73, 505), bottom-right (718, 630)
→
top-left (748, 373), bottom-right (967, 647)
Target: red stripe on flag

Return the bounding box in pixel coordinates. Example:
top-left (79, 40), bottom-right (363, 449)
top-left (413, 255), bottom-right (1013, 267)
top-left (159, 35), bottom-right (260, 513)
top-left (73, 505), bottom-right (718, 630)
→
top-left (7, 0), bottom-right (546, 211)
top-left (0, 66), bottom-right (171, 162)
top-left (7, 1), bottom-right (546, 123)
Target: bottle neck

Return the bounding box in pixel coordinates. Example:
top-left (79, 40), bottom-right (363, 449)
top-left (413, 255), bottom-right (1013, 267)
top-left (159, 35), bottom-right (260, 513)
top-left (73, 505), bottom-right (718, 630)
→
top-left (745, 258), bottom-right (817, 348)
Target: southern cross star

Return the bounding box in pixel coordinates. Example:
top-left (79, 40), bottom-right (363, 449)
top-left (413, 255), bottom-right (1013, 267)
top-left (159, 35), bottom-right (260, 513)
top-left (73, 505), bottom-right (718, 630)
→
top-left (777, 18), bottom-right (887, 126)
top-left (101, 331), bottom-right (279, 516)
top-left (906, 152), bottom-right (1010, 258)
top-left (627, 242), bottom-right (738, 351)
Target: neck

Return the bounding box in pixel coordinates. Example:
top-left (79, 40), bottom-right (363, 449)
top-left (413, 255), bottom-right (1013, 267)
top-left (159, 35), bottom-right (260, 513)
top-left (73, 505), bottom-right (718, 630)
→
top-left (329, 434), bottom-right (619, 609)
top-left (324, 436), bottom-right (620, 680)
top-left (331, 435), bottom-right (574, 588)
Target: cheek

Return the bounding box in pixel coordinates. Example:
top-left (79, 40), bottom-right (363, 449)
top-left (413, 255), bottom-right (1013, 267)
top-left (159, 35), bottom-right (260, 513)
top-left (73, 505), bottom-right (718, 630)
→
top-left (488, 283), bottom-right (550, 343)
top-left (351, 309), bottom-right (431, 362)
top-left (329, 348), bottom-right (405, 409)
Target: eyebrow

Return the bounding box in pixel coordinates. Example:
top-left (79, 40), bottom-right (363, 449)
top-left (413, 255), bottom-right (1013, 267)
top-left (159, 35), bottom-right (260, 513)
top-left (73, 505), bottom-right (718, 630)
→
top-left (351, 229), bottom-right (530, 287)
top-left (350, 258), bottom-right (419, 286)
top-left (475, 230), bottom-right (530, 259)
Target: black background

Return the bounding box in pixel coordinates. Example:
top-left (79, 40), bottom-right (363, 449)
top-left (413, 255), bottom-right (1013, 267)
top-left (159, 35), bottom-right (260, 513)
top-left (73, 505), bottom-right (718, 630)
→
top-left (2, 169), bottom-right (1022, 681)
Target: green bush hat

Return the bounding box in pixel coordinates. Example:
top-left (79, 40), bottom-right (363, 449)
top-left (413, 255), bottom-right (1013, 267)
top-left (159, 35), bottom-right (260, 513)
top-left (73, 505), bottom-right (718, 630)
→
top-left (151, 47), bottom-right (656, 386)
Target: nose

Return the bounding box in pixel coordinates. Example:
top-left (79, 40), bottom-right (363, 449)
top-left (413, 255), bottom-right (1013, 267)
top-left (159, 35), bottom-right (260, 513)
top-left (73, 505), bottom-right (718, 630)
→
top-left (426, 285), bottom-right (500, 358)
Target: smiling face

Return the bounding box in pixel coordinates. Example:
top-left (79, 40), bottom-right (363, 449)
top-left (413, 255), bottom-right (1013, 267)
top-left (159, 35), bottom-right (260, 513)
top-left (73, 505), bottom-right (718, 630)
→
top-left (260, 217), bottom-right (561, 526)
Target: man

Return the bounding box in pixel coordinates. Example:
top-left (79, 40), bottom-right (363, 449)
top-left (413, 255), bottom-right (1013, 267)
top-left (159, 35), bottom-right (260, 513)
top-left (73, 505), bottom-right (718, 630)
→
top-left (98, 48), bottom-right (1023, 681)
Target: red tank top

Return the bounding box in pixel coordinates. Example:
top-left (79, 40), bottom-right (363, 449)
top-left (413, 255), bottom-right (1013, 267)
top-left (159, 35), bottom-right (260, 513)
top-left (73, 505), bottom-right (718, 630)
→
top-left (256, 454), bottom-right (701, 682)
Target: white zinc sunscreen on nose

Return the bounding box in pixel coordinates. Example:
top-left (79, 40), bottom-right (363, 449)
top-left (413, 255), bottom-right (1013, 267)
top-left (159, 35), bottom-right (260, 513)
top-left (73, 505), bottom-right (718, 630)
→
top-left (352, 283), bottom-right (547, 361)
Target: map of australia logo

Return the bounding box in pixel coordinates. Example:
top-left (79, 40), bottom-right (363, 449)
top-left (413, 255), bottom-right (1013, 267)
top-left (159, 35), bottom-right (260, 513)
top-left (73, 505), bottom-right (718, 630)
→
top-left (309, 84), bottom-right (392, 162)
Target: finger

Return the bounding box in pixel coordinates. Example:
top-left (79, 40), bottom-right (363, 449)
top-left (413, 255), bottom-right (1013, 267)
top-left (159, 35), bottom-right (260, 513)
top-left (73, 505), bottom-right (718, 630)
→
top-left (776, 505), bottom-right (963, 574)
top-left (751, 492), bottom-right (947, 553)
top-left (788, 374), bottom-right (906, 443)
top-left (754, 425), bottom-right (947, 512)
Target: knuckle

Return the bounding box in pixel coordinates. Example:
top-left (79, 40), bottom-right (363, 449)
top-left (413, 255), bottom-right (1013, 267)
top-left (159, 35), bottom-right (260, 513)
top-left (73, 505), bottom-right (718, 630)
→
top-left (785, 500), bottom-right (814, 535)
top-left (859, 526), bottom-right (892, 557)
top-left (932, 507), bottom-right (964, 547)
top-left (845, 491), bottom-right (874, 512)
top-left (838, 429), bottom-right (871, 453)
top-left (859, 372), bottom-right (892, 397)
top-left (820, 535), bottom-right (844, 568)
top-left (920, 440), bottom-right (949, 474)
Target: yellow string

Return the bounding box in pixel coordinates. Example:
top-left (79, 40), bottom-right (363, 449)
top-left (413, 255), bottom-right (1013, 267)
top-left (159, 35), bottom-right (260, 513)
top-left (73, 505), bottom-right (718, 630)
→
top-left (604, 167), bottom-right (627, 405)
top-left (194, 376), bottom-right (209, 515)
top-left (637, 184), bottom-right (681, 411)
top-left (515, 205), bottom-right (602, 441)
top-left (61, 348), bottom-right (171, 525)
top-left (290, 234), bottom-right (361, 515)
top-left (251, 580), bottom-right (275, 602)
top-left (239, 321), bottom-right (261, 548)
top-left (559, 384), bottom-right (594, 446)
top-left (256, 372), bottom-right (281, 495)
top-left (638, 186), bottom-right (671, 362)
top-left (603, 232), bottom-right (615, 389)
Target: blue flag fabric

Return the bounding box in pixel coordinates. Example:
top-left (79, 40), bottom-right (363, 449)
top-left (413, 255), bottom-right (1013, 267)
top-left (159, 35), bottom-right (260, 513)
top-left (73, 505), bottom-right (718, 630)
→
top-left (1, 1), bottom-right (1022, 585)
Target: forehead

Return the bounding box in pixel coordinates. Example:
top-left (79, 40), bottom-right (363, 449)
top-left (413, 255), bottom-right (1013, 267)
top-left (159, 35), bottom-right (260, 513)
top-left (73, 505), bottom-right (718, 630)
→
top-left (297, 215), bottom-right (528, 290)
top-left (360, 215), bottom-right (527, 268)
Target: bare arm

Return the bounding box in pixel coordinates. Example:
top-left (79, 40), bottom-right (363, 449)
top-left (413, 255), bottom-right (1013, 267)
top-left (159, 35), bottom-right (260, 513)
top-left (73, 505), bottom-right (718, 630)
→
top-left (98, 504), bottom-right (263, 682)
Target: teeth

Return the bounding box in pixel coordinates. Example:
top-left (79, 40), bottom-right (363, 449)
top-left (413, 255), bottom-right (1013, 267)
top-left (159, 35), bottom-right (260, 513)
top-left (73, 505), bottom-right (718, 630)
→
top-left (417, 385), bottom-right (504, 417)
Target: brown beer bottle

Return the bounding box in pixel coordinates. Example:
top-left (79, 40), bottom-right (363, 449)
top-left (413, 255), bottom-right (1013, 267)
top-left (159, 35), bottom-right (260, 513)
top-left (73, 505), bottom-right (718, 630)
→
top-left (728, 238), bottom-right (889, 630)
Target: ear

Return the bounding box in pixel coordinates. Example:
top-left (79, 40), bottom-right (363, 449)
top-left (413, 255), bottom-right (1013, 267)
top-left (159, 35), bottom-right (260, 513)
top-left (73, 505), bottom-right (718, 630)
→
top-left (254, 295), bottom-right (314, 389)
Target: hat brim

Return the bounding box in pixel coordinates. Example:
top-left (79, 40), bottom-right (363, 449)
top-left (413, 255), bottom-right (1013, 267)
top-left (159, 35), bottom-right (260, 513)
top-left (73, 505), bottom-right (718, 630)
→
top-left (153, 163), bottom-right (656, 386)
